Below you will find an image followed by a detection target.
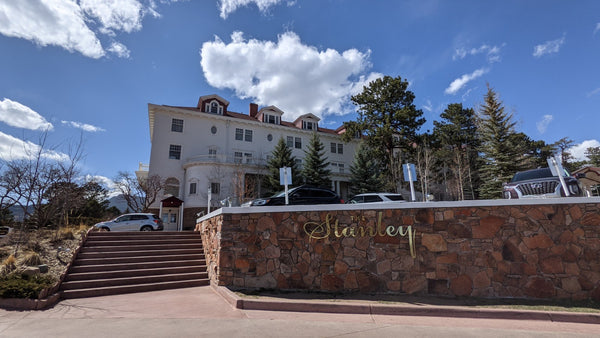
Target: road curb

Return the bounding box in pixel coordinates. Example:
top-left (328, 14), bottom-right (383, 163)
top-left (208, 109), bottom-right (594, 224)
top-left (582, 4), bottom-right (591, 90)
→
top-left (212, 286), bottom-right (600, 325)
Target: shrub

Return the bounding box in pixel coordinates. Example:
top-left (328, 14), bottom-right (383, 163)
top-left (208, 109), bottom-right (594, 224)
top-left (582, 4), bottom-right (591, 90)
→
top-left (0, 274), bottom-right (56, 299)
top-left (1, 254), bottom-right (17, 275)
top-left (22, 251), bottom-right (43, 266)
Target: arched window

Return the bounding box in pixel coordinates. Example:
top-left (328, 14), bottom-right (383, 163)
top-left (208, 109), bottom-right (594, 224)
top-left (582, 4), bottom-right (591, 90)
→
top-left (205, 100), bottom-right (223, 115)
top-left (164, 177), bottom-right (180, 197)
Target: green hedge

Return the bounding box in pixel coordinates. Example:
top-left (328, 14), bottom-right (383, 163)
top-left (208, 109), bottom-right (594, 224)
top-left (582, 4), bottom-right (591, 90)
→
top-left (0, 274), bottom-right (56, 299)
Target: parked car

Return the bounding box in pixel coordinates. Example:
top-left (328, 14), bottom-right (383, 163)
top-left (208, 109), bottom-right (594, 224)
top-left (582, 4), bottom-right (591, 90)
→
top-left (242, 185), bottom-right (343, 206)
top-left (503, 167), bottom-right (582, 199)
top-left (93, 213), bottom-right (164, 231)
top-left (347, 193), bottom-right (406, 204)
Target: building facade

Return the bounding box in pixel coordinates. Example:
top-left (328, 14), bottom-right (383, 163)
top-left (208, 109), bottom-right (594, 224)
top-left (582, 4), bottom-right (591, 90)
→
top-left (146, 94), bottom-right (360, 230)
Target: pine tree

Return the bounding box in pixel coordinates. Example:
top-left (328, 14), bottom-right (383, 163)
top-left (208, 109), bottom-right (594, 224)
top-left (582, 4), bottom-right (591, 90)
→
top-left (477, 85), bottom-right (525, 199)
top-left (433, 103), bottom-right (481, 200)
top-left (341, 75), bottom-right (425, 189)
top-left (349, 143), bottom-right (383, 195)
top-left (263, 137), bottom-right (300, 196)
top-left (301, 133), bottom-right (331, 188)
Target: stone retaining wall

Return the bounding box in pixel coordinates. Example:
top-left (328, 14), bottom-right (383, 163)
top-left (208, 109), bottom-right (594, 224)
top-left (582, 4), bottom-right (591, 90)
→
top-left (196, 199), bottom-right (600, 301)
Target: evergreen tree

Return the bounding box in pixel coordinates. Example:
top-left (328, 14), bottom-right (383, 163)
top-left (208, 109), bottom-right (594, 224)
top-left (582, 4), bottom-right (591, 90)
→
top-left (586, 147), bottom-right (600, 167)
top-left (477, 85), bottom-right (525, 199)
top-left (349, 142), bottom-right (383, 195)
top-left (301, 133), bottom-right (331, 188)
top-left (433, 103), bottom-right (480, 200)
top-left (263, 137), bottom-right (300, 196)
top-left (342, 75), bottom-right (425, 190)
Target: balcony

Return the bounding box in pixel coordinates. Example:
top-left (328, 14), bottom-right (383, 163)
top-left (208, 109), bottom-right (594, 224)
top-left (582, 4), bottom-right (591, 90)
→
top-left (184, 154), bottom-right (268, 168)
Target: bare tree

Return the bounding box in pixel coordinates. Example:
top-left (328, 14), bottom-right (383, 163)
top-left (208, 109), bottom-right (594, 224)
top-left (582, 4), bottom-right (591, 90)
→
top-left (114, 171), bottom-right (163, 212)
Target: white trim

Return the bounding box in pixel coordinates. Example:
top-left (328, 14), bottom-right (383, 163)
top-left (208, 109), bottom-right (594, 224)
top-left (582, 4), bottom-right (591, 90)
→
top-left (197, 197), bottom-right (600, 222)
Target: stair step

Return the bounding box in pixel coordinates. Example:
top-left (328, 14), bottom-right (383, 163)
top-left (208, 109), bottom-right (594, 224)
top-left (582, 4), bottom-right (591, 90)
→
top-left (72, 254), bottom-right (205, 266)
top-left (87, 231), bottom-right (200, 238)
top-left (69, 259), bottom-right (206, 273)
top-left (85, 239), bottom-right (203, 246)
top-left (77, 248), bottom-right (204, 259)
top-left (60, 230), bottom-right (208, 299)
top-left (60, 279), bottom-right (210, 299)
top-left (60, 272), bottom-right (209, 290)
top-left (80, 243), bottom-right (201, 252)
top-left (65, 266), bottom-right (208, 281)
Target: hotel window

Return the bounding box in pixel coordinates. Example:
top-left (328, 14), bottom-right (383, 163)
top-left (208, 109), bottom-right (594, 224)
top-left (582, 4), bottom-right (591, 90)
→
top-left (234, 151), bottom-right (243, 163)
top-left (286, 136), bottom-right (294, 148)
top-left (338, 163), bottom-right (345, 173)
top-left (208, 148), bottom-right (217, 158)
top-left (295, 137), bottom-right (302, 149)
top-left (245, 129), bottom-right (253, 142)
top-left (295, 159), bottom-right (302, 168)
top-left (330, 142), bottom-right (343, 154)
top-left (171, 118), bottom-right (183, 132)
top-left (264, 114), bottom-right (280, 125)
top-left (169, 145), bottom-right (181, 160)
top-left (235, 128), bottom-right (243, 141)
top-left (210, 182), bottom-right (220, 194)
top-left (189, 182), bottom-right (197, 195)
top-left (206, 101), bottom-right (223, 115)
top-left (244, 153), bottom-right (253, 163)
top-left (302, 120), bottom-right (316, 130)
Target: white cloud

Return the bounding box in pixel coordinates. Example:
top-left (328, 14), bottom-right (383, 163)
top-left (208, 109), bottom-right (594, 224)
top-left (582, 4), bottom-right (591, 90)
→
top-left (536, 114), bottom-right (553, 134)
top-left (107, 41), bottom-right (131, 58)
top-left (533, 35), bottom-right (565, 58)
top-left (0, 0), bottom-right (105, 58)
top-left (61, 120), bottom-right (105, 132)
top-left (595, 23), bottom-right (600, 35)
top-left (200, 31), bottom-right (382, 120)
top-left (0, 98), bottom-right (53, 131)
top-left (586, 87), bottom-right (600, 97)
top-left (0, 0), bottom-right (160, 59)
top-left (422, 100), bottom-right (433, 112)
top-left (444, 68), bottom-right (488, 95)
top-left (569, 139), bottom-right (600, 161)
top-left (453, 44), bottom-right (504, 63)
top-left (0, 131), bottom-right (69, 161)
top-left (219, 0), bottom-right (287, 19)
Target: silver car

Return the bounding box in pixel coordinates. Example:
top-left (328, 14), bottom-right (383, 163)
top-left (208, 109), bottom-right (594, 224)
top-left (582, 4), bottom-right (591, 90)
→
top-left (347, 193), bottom-right (406, 204)
top-left (93, 213), bottom-right (164, 231)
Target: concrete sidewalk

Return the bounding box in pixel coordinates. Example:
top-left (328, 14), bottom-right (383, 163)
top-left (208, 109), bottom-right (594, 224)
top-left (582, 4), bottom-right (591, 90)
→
top-left (1, 286), bottom-right (599, 337)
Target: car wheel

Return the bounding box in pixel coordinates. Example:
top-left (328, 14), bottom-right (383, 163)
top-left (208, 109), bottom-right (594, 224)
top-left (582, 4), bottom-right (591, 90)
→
top-left (140, 225), bottom-right (153, 231)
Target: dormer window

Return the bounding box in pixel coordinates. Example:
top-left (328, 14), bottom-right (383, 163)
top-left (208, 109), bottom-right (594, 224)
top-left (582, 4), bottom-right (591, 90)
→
top-left (205, 100), bottom-right (223, 115)
top-left (302, 120), bottom-right (317, 130)
top-left (264, 114), bottom-right (280, 125)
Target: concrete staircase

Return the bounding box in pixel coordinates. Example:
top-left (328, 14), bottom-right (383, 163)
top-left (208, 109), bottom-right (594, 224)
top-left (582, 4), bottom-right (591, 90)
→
top-left (60, 231), bottom-right (209, 299)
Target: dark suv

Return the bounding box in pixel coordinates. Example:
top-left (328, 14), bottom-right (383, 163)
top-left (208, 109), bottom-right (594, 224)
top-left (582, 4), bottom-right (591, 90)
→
top-left (503, 167), bottom-right (582, 199)
top-left (242, 185), bottom-right (343, 206)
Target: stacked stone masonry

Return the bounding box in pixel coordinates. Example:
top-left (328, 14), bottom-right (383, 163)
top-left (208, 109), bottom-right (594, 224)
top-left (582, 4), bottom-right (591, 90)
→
top-left (196, 202), bottom-right (600, 301)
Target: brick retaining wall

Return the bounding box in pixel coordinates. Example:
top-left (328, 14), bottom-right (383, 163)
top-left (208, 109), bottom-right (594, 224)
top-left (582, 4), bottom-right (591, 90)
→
top-left (196, 199), bottom-right (600, 301)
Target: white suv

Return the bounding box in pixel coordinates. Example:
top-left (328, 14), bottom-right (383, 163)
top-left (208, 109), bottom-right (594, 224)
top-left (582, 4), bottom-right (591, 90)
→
top-left (347, 193), bottom-right (406, 204)
top-left (93, 213), bottom-right (164, 232)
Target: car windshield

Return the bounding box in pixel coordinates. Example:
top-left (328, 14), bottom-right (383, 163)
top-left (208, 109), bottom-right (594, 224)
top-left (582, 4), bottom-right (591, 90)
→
top-left (510, 168), bottom-right (571, 182)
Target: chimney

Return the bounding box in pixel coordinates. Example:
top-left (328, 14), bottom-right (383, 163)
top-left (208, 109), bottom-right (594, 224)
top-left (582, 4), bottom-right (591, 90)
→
top-left (249, 103), bottom-right (259, 117)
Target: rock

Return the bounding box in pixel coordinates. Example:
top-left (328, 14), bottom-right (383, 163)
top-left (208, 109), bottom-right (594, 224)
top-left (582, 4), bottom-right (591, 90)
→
top-left (472, 216), bottom-right (504, 238)
top-left (22, 267), bottom-right (40, 277)
top-left (421, 234), bottom-right (447, 252)
top-left (450, 275), bottom-right (473, 296)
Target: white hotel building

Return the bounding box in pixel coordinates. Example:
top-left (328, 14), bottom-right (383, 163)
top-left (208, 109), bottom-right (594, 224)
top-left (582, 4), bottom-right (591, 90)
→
top-left (146, 94), bottom-right (360, 230)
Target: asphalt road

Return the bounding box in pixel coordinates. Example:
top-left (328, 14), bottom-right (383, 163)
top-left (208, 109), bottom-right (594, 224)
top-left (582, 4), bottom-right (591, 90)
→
top-left (1, 286), bottom-right (598, 337)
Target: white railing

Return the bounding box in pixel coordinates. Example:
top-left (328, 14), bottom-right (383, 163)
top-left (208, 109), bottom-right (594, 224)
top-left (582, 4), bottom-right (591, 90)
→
top-left (185, 154), bottom-right (267, 166)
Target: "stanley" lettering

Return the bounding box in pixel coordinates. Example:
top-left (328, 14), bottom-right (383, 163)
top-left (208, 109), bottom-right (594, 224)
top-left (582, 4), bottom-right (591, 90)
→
top-left (303, 212), bottom-right (416, 258)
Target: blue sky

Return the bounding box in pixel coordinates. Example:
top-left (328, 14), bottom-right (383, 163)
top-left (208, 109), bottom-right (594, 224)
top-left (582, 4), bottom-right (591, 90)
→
top-left (0, 0), bottom-right (599, 190)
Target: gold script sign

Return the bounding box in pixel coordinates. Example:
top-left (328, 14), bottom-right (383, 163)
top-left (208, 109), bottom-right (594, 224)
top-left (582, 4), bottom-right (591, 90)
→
top-left (303, 212), bottom-right (416, 258)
